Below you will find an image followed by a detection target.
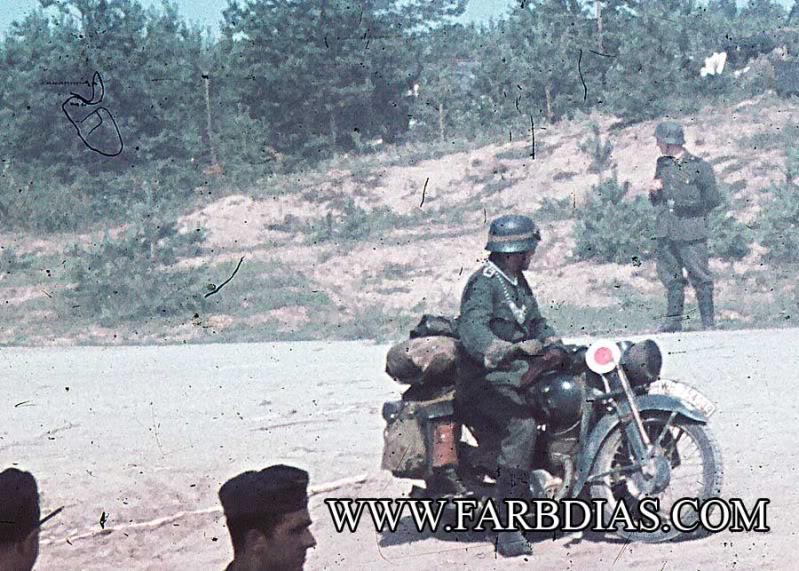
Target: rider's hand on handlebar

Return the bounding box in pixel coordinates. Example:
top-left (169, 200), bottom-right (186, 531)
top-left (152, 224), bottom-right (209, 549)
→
top-left (514, 339), bottom-right (544, 357)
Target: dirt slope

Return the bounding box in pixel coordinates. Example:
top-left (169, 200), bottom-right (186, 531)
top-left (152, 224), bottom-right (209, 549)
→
top-left (1, 97), bottom-right (796, 344)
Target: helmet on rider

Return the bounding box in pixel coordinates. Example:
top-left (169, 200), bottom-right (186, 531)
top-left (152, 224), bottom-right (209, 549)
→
top-left (485, 214), bottom-right (541, 253)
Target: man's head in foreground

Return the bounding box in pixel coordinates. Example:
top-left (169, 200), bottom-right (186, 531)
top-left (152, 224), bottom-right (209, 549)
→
top-left (219, 465), bottom-right (316, 571)
top-left (0, 469), bottom-right (43, 571)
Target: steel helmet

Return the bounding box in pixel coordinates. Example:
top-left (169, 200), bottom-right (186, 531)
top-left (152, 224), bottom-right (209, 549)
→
top-left (654, 121), bottom-right (685, 146)
top-left (485, 214), bottom-right (541, 253)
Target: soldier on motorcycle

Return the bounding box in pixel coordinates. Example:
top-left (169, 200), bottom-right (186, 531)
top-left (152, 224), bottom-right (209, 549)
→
top-left (455, 214), bottom-right (561, 558)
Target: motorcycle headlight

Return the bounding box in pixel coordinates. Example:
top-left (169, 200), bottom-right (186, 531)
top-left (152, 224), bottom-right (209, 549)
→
top-left (621, 340), bottom-right (663, 387)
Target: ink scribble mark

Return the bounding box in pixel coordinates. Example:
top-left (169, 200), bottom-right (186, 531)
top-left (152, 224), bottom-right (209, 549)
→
top-left (419, 177), bottom-right (429, 208)
top-left (61, 71), bottom-right (124, 157)
top-left (99, 511), bottom-right (108, 529)
top-left (578, 49), bottom-right (588, 102)
top-left (14, 400), bottom-right (31, 408)
top-left (589, 49), bottom-right (616, 58)
top-left (530, 116), bottom-right (536, 159)
top-left (205, 256), bottom-right (245, 298)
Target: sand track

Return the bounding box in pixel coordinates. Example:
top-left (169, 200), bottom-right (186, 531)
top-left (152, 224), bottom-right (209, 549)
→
top-left (2, 329), bottom-right (796, 570)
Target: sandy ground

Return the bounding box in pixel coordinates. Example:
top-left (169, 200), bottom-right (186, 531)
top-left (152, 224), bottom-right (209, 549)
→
top-left (2, 328), bottom-right (798, 570)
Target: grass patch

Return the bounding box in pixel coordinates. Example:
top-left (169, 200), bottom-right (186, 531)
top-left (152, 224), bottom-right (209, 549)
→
top-left (535, 196), bottom-right (575, 222)
top-left (481, 177), bottom-right (515, 196)
top-left (203, 259), bottom-right (333, 318)
top-left (305, 198), bottom-right (421, 245)
top-left (494, 143), bottom-right (551, 161)
top-left (736, 125), bottom-right (799, 152)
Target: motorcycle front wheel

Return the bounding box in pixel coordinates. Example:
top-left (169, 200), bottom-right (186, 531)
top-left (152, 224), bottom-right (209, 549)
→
top-left (589, 412), bottom-right (723, 543)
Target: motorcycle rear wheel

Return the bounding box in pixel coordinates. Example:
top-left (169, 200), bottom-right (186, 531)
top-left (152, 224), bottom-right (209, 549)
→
top-left (589, 412), bottom-right (723, 543)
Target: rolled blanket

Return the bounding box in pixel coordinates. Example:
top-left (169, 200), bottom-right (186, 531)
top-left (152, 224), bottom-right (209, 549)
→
top-left (385, 336), bottom-right (459, 386)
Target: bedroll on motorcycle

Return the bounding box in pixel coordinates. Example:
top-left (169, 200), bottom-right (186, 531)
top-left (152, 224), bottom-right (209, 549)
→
top-left (382, 315), bottom-right (460, 481)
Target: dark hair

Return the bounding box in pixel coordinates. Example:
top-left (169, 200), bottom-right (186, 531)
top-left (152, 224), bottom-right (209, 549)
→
top-left (226, 513), bottom-right (284, 554)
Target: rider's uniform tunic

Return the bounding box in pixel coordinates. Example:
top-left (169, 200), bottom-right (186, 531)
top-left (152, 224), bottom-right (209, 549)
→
top-left (456, 262), bottom-right (556, 472)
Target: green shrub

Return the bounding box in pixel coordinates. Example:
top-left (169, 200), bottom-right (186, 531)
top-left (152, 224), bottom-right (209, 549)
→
top-left (536, 196), bottom-right (574, 222)
top-left (708, 190), bottom-right (752, 261)
top-left (759, 182), bottom-right (799, 263)
top-left (307, 198), bottom-right (413, 244)
top-left (65, 212), bottom-right (207, 325)
top-left (786, 146), bottom-right (799, 184)
top-left (0, 161), bottom-right (205, 233)
top-left (578, 124), bottom-right (614, 175)
top-left (0, 246), bottom-right (34, 274)
top-left (573, 174), bottom-right (656, 264)
top-left (0, 164), bottom-right (94, 233)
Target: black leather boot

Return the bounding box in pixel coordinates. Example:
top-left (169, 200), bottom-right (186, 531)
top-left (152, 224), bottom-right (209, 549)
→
top-left (426, 466), bottom-right (468, 496)
top-left (697, 284), bottom-right (715, 330)
top-left (497, 530), bottom-right (534, 558)
top-left (495, 467), bottom-right (533, 558)
top-left (658, 287), bottom-right (685, 333)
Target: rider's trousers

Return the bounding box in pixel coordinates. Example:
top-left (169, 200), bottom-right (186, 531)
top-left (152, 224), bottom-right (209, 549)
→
top-left (457, 383), bottom-right (539, 473)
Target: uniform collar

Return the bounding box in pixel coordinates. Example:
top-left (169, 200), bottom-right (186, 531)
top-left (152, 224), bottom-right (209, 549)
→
top-left (662, 150), bottom-right (688, 164)
top-left (486, 261), bottom-right (519, 287)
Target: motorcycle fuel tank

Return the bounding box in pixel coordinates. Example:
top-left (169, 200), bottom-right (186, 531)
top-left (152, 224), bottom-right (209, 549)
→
top-left (533, 372), bottom-right (584, 429)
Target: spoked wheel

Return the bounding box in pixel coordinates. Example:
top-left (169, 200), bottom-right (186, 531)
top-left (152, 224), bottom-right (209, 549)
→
top-left (589, 412), bottom-right (723, 543)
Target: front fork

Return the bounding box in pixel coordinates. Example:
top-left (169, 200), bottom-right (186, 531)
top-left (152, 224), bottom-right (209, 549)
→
top-left (605, 368), bottom-right (674, 492)
top-left (609, 367), bottom-right (652, 466)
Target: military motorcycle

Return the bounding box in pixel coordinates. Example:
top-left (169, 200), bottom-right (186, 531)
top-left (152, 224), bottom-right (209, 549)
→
top-left (381, 337), bottom-right (723, 542)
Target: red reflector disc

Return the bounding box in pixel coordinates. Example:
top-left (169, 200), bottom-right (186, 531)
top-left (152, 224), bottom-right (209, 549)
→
top-left (595, 347), bottom-right (614, 365)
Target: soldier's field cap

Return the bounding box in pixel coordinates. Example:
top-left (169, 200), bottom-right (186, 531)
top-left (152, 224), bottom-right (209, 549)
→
top-left (0, 468), bottom-right (61, 543)
top-left (219, 465), bottom-right (310, 521)
top-left (654, 121), bottom-right (685, 145)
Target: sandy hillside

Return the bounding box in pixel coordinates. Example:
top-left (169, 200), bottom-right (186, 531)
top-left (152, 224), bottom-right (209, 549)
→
top-left (0, 98), bottom-right (796, 345)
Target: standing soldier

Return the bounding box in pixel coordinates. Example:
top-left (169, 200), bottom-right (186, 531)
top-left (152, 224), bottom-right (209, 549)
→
top-left (456, 214), bottom-right (561, 558)
top-left (650, 121), bottom-right (722, 332)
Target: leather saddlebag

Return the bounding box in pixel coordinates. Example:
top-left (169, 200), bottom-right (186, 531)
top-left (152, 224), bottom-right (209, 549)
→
top-left (381, 393), bottom-right (455, 479)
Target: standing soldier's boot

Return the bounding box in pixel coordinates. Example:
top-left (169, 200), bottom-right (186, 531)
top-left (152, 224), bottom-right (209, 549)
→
top-left (697, 284), bottom-right (715, 330)
top-left (658, 287), bottom-right (685, 333)
top-left (495, 467), bottom-right (533, 558)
